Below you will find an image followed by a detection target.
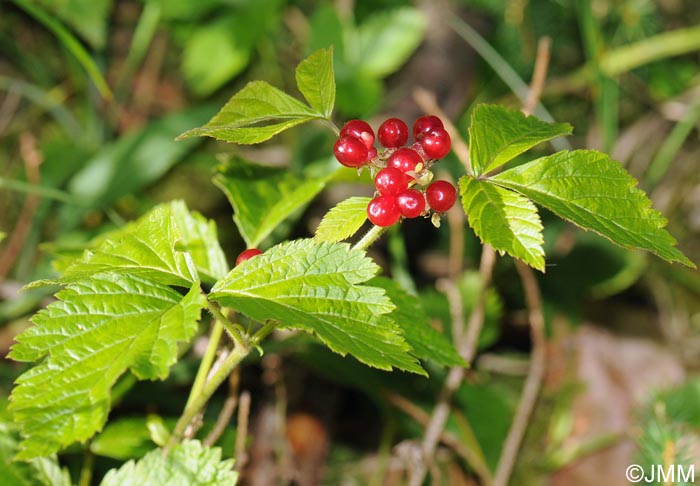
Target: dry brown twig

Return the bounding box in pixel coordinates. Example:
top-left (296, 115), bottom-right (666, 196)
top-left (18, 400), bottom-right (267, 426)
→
top-left (492, 37), bottom-right (551, 486)
top-left (235, 391), bottom-right (252, 472)
top-left (0, 133), bottom-right (43, 281)
top-left (406, 37), bottom-right (552, 486)
top-left (204, 368), bottom-right (241, 446)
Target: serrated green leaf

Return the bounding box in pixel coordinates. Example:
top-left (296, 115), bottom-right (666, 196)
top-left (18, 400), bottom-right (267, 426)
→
top-left (469, 104), bottom-right (572, 176)
top-left (210, 240), bottom-right (425, 375)
top-left (178, 81), bottom-right (320, 144)
top-left (215, 158), bottom-right (330, 247)
top-left (460, 177), bottom-right (545, 271)
top-left (8, 276), bottom-right (206, 459)
top-left (0, 422), bottom-right (71, 486)
top-left (314, 196), bottom-right (370, 243)
top-left (296, 47), bottom-right (335, 118)
top-left (50, 204), bottom-right (200, 288)
top-left (356, 8), bottom-right (427, 78)
top-left (491, 150), bottom-right (695, 268)
top-left (99, 440), bottom-right (237, 486)
top-left (170, 201), bottom-right (229, 282)
top-left (370, 277), bottom-right (464, 367)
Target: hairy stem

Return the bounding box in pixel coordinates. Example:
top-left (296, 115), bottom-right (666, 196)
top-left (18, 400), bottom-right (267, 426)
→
top-left (352, 225), bottom-right (388, 252)
top-left (166, 340), bottom-right (251, 453)
top-left (187, 319), bottom-right (224, 409)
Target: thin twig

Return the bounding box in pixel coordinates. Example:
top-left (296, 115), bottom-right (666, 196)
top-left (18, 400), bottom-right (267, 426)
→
top-left (413, 88), bottom-right (471, 172)
top-left (204, 368), bottom-right (241, 446)
top-left (492, 37), bottom-right (552, 486)
top-left (523, 37), bottom-right (552, 117)
top-left (411, 245), bottom-right (496, 486)
top-left (385, 391), bottom-right (493, 485)
top-left (235, 390), bottom-right (252, 471)
top-left (0, 133), bottom-right (42, 281)
top-left (492, 262), bottom-right (546, 486)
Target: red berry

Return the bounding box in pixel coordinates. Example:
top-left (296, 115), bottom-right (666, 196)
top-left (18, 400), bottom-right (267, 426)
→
top-left (421, 128), bottom-right (451, 159)
top-left (236, 248), bottom-right (263, 266)
top-left (413, 115), bottom-right (444, 141)
top-left (334, 136), bottom-right (369, 167)
top-left (374, 168), bottom-right (408, 196)
top-left (387, 148), bottom-right (422, 174)
top-left (367, 195), bottom-right (401, 227)
top-left (426, 180), bottom-right (457, 212)
top-left (378, 118), bottom-right (409, 148)
top-left (340, 120), bottom-right (374, 150)
top-left (397, 189), bottom-right (426, 218)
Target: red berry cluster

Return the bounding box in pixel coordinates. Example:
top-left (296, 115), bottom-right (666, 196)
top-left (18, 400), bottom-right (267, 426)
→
top-left (333, 116), bottom-right (457, 227)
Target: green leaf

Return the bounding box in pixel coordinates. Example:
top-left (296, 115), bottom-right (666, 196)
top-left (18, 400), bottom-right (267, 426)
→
top-left (99, 440), bottom-right (237, 486)
top-left (34, 0), bottom-right (112, 48)
top-left (491, 150), bottom-right (695, 268)
top-left (90, 417), bottom-right (158, 460)
top-left (356, 8), bottom-right (427, 78)
top-left (370, 277), bottom-right (464, 367)
top-left (210, 240), bottom-right (424, 375)
top-left (469, 104), bottom-right (572, 176)
top-left (0, 422), bottom-right (71, 486)
top-left (460, 177), bottom-right (545, 271)
top-left (8, 277), bottom-right (206, 459)
top-left (170, 201), bottom-right (229, 282)
top-left (0, 231), bottom-right (5, 243)
top-left (181, 16), bottom-right (253, 97)
top-left (178, 81), bottom-right (319, 144)
top-left (54, 204), bottom-right (200, 288)
top-left (215, 158), bottom-right (330, 247)
top-left (314, 196), bottom-right (370, 243)
top-left (60, 106), bottom-right (212, 229)
top-left (296, 47), bottom-right (335, 118)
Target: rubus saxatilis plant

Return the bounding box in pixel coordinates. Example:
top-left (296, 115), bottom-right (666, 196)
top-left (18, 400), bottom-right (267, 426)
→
top-left (4, 48), bottom-right (694, 484)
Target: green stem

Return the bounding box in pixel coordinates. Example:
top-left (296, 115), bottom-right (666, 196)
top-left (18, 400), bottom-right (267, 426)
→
top-left (251, 320), bottom-right (278, 345)
top-left (324, 119), bottom-right (341, 136)
top-left (208, 301), bottom-right (247, 348)
top-left (352, 225), bottom-right (388, 252)
top-left (186, 320), bottom-right (224, 409)
top-left (166, 341), bottom-right (251, 453)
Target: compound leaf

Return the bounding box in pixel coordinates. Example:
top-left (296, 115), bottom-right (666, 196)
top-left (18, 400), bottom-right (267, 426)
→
top-left (469, 104), bottom-right (572, 176)
top-left (370, 277), bottom-right (464, 367)
top-left (491, 150), bottom-right (695, 267)
top-left (215, 158), bottom-right (330, 247)
top-left (99, 440), bottom-right (237, 486)
top-left (460, 177), bottom-right (545, 271)
top-left (314, 196), bottom-right (370, 243)
top-left (210, 240), bottom-right (425, 375)
top-left (177, 79), bottom-right (319, 144)
top-left (296, 47), bottom-right (335, 118)
top-left (8, 276), bottom-right (206, 459)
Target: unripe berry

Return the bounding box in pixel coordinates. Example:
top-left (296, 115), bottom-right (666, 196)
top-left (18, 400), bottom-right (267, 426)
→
top-left (387, 147), bottom-right (422, 174)
top-left (426, 180), bottom-right (457, 212)
top-left (334, 136), bottom-right (369, 167)
top-left (397, 189), bottom-right (426, 218)
top-left (413, 115), bottom-right (444, 141)
top-left (421, 128), bottom-right (451, 160)
top-left (367, 195), bottom-right (401, 227)
top-left (378, 118), bottom-right (409, 148)
top-left (374, 168), bottom-right (408, 196)
top-left (236, 248), bottom-right (263, 266)
top-left (340, 120), bottom-right (374, 150)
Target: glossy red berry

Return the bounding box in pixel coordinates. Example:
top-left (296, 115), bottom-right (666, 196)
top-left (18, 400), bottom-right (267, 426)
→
top-left (334, 136), bottom-right (369, 167)
top-left (421, 128), bottom-right (451, 160)
top-left (413, 115), bottom-right (444, 141)
top-left (367, 195), bottom-right (401, 227)
top-left (236, 248), bottom-right (263, 266)
top-left (387, 147), bottom-right (422, 174)
top-left (374, 168), bottom-right (408, 196)
top-left (426, 180), bottom-right (457, 212)
top-left (378, 118), bottom-right (409, 148)
top-left (340, 120), bottom-right (374, 150)
top-left (397, 189), bottom-right (426, 218)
